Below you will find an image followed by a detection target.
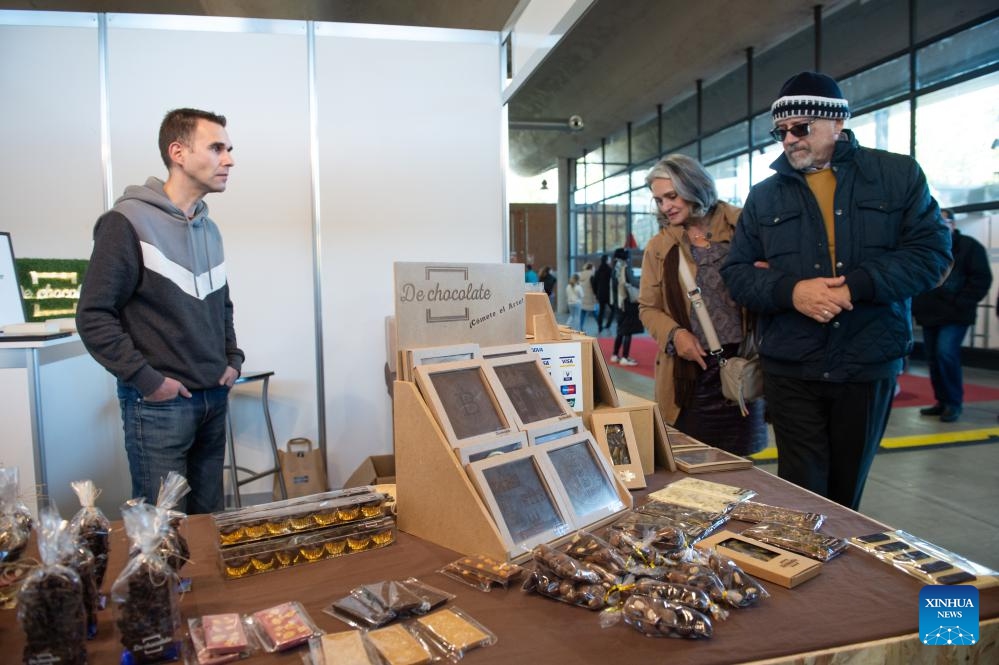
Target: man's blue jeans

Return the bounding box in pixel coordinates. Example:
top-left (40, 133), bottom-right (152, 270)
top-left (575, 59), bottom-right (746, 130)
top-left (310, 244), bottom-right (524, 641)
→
top-left (922, 324), bottom-right (968, 408)
top-left (117, 382), bottom-right (230, 514)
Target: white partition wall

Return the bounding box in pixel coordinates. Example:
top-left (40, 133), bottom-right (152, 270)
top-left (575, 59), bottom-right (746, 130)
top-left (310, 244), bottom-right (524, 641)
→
top-left (0, 14), bottom-right (104, 258)
top-left (105, 15), bottom-right (318, 497)
top-left (0, 10), bottom-right (506, 506)
top-left (315, 24), bottom-right (503, 485)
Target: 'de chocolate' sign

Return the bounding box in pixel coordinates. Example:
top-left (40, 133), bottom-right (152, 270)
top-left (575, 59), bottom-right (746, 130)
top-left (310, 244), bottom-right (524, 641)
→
top-left (394, 262), bottom-right (526, 350)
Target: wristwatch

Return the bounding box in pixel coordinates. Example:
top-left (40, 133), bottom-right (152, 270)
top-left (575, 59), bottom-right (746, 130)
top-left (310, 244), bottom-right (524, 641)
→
top-left (666, 327), bottom-right (686, 356)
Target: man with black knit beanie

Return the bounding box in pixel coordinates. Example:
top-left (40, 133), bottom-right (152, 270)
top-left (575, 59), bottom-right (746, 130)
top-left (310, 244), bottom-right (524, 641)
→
top-left (721, 72), bottom-right (951, 509)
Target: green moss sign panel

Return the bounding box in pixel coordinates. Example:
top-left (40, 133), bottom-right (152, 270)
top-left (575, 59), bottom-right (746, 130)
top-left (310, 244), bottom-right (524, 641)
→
top-left (15, 258), bottom-right (89, 322)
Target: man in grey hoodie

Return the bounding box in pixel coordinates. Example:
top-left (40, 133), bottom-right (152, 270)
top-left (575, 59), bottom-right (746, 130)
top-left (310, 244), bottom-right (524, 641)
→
top-left (77, 108), bottom-right (243, 514)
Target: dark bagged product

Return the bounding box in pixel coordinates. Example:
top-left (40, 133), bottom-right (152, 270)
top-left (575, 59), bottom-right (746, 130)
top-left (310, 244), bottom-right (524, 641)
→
top-left (630, 578), bottom-right (727, 620)
top-left (621, 594), bottom-right (713, 639)
top-left (706, 551), bottom-right (768, 608)
top-left (560, 530), bottom-right (628, 574)
top-left (112, 502), bottom-right (181, 664)
top-left (16, 505), bottom-right (88, 664)
top-left (521, 562), bottom-right (615, 610)
top-left (532, 543), bottom-right (605, 584)
top-left (62, 541), bottom-right (100, 639)
top-left (0, 467), bottom-right (33, 564)
top-left (69, 480), bottom-right (112, 589)
top-left (609, 512), bottom-right (690, 558)
top-left (125, 473), bottom-right (192, 573)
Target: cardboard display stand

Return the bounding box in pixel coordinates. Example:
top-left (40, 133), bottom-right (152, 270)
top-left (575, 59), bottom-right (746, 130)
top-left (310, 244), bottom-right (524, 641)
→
top-left (587, 389), bottom-right (657, 475)
top-left (394, 380), bottom-right (632, 563)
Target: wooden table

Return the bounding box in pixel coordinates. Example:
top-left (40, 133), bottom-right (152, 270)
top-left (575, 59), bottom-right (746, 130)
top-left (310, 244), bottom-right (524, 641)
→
top-left (2, 466), bottom-right (996, 663)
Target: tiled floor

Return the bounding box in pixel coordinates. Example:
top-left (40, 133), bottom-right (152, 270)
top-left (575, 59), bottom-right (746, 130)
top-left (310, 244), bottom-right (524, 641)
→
top-left (592, 323), bottom-right (999, 572)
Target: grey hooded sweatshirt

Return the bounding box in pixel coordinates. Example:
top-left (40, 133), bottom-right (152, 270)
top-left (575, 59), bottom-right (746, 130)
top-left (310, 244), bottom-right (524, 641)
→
top-left (77, 177), bottom-right (243, 395)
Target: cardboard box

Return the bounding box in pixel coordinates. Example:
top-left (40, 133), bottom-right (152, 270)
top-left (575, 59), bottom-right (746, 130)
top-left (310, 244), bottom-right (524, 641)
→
top-left (345, 454), bottom-right (396, 488)
top-left (587, 389), bottom-right (656, 475)
top-left (695, 530), bottom-right (822, 589)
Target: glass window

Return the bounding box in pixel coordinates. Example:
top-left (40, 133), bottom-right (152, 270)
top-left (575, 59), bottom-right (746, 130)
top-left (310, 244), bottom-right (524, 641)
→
top-left (662, 96), bottom-right (697, 150)
top-left (751, 111), bottom-right (774, 148)
top-left (839, 56), bottom-right (910, 112)
top-left (916, 0), bottom-right (998, 43)
top-left (605, 132), bottom-right (629, 174)
top-left (575, 160), bottom-right (587, 189)
top-left (917, 16), bottom-right (999, 89)
top-left (604, 173), bottom-right (630, 199)
top-left (584, 207), bottom-right (603, 255)
top-left (702, 67), bottom-right (748, 134)
top-left (706, 154), bottom-right (750, 208)
top-left (849, 100), bottom-right (911, 155)
top-left (822, 0), bottom-right (908, 77)
top-left (750, 143), bottom-right (783, 186)
top-left (702, 121), bottom-right (749, 163)
top-left (915, 72), bottom-right (999, 208)
top-left (631, 114), bottom-right (659, 165)
top-left (631, 213), bottom-right (658, 251)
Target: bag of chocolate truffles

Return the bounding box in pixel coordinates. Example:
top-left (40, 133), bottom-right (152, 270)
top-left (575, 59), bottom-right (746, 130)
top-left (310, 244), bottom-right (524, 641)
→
top-left (112, 502), bottom-right (182, 664)
top-left (154, 472), bottom-right (192, 573)
top-left (62, 531), bottom-right (100, 639)
top-left (69, 480), bottom-right (111, 590)
top-left (0, 466), bottom-right (33, 564)
top-left (16, 505), bottom-right (88, 664)
top-left (124, 472), bottom-right (191, 573)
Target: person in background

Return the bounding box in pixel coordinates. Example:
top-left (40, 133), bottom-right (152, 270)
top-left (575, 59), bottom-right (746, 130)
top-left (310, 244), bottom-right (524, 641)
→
top-left (577, 261), bottom-right (598, 331)
top-left (540, 265), bottom-right (557, 308)
top-left (565, 273), bottom-right (584, 327)
top-left (594, 254), bottom-right (613, 334)
top-left (913, 209), bottom-right (992, 423)
top-left (612, 248), bottom-right (643, 367)
top-left (525, 264), bottom-right (539, 283)
top-left (721, 72), bottom-right (951, 509)
top-left (638, 155), bottom-right (766, 456)
top-left (77, 108), bottom-right (243, 514)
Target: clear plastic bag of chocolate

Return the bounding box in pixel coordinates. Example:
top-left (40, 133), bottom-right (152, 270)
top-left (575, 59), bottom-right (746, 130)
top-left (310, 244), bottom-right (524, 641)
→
top-left (729, 500), bottom-right (826, 531)
top-left (532, 543), bottom-right (617, 584)
top-left (704, 550), bottom-right (769, 608)
top-left (17, 504), bottom-right (88, 664)
top-left (521, 561), bottom-right (617, 610)
top-left (619, 594), bottom-right (713, 639)
top-left (325, 579), bottom-right (431, 628)
top-left (61, 535), bottom-right (100, 640)
top-left (740, 521), bottom-right (848, 561)
top-left (0, 466), bottom-right (33, 564)
top-left (112, 502), bottom-right (183, 664)
top-left (606, 511), bottom-right (693, 563)
top-left (70, 479), bottom-right (112, 591)
top-left (155, 472), bottom-right (192, 572)
top-left (627, 578), bottom-right (729, 621)
top-left (559, 530), bottom-right (628, 575)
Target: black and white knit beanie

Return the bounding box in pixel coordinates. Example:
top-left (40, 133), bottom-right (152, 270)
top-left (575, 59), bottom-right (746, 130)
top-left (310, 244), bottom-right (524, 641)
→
top-left (771, 72), bottom-right (850, 122)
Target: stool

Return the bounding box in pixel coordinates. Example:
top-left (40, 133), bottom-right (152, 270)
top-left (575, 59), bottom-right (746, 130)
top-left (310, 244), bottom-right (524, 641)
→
top-left (224, 370), bottom-right (287, 508)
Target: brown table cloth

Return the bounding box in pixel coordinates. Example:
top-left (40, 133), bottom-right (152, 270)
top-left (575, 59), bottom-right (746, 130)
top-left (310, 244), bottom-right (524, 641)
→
top-left (2, 466), bottom-right (996, 663)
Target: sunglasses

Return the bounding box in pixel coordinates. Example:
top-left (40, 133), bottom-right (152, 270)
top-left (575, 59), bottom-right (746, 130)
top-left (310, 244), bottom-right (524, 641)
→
top-left (769, 119), bottom-right (817, 142)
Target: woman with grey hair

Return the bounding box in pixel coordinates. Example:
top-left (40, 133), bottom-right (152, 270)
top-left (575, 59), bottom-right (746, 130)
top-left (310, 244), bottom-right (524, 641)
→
top-left (637, 154), bottom-right (766, 455)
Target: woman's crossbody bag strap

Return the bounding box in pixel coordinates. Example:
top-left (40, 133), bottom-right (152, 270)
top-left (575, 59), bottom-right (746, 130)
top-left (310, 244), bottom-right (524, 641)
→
top-left (677, 254), bottom-right (725, 361)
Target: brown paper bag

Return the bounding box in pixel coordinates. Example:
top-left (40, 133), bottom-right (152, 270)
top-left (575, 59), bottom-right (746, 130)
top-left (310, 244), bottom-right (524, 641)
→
top-left (274, 437), bottom-right (327, 499)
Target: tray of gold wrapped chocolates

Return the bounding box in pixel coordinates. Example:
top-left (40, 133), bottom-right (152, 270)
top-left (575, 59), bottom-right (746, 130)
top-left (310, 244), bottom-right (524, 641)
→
top-left (219, 515), bottom-right (396, 579)
top-left (213, 487), bottom-right (389, 547)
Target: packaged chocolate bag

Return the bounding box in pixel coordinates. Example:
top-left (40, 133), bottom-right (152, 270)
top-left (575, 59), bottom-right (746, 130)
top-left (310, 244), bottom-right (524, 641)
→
top-left (17, 505), bottom-right (88, 664)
